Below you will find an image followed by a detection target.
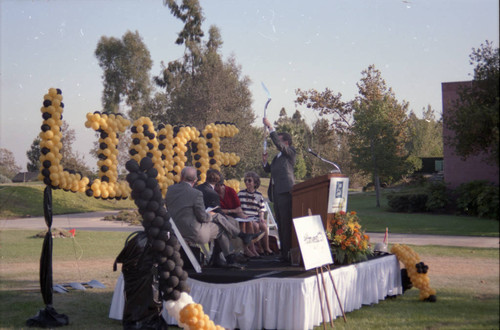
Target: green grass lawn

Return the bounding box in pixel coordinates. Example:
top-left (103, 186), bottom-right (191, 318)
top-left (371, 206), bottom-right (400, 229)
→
top-left (348, 191), bottom-right (499, 237)
top-left (0, 230), bottom-right (498, 329)
top-left (0, 183), bottom-right (136, 219)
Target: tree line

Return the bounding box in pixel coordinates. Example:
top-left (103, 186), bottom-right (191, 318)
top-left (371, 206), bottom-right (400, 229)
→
top-left (2, 1), bottom-right (497, 206)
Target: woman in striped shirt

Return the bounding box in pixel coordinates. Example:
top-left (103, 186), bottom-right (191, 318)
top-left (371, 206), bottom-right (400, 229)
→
top-left (238, 171), bottom-right (274, 255)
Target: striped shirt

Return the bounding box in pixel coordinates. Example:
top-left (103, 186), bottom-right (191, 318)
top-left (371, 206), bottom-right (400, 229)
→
top-left (238, 189), bottom-right (265, 218)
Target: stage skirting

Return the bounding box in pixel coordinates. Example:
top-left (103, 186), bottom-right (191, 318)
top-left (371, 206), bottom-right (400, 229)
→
top-left (110, 254), bottom-right (402, 330)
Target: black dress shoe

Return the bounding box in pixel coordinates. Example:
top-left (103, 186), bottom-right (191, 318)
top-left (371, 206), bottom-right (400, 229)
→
top-left (213, 260), bottom-right (245, 269)
top-left (231, 253), bottom-right (249, 264)
top-left (223, 254), bottom-right (245, 269)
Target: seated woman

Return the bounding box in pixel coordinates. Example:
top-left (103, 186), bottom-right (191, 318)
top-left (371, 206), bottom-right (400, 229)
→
top-left (215, 179), bottom-right (261, 258)
top-left (237, 171), bottom-right (274, 256)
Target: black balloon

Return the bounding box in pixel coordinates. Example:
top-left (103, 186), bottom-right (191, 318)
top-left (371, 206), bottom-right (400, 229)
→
top-left (126, 172), bottom-right (139, 184)
top-left (167, 276), bottom-right (179, 288)
top-left (165, 260), bottom-right (176, 272)
top-left (163, 245), bottom-right (174, 257)
top-left (147, 201), bottom-right (160, 212)
top-left (147, 167), bottom-right (158, 178)
top-left (173, 266), bottom-right (184, 278)
top-left (160, 271), bottom-right (170, 280)
top-left (125, 160), bottom-right (140, 172)
top-left (140, 157), bottom-right (153, 171)
top-left (135, 199), bottom-right (148, 210)
top-left (157, 229), bottom-right (170, 241)
top-left (146, 177), bottom-right (157, 189)
top-left (152, 239), bottom-right (166, 252)
top-left (141, 188), bottom-right (154, 200)
top-left (132, 179), bottom-right (146, 193)
top-left (152, 216), bottom-right (165, 228)
top-left (148, 227), bottom-right (160, 239)
top-left (178, 281), bottom-right (190, 293)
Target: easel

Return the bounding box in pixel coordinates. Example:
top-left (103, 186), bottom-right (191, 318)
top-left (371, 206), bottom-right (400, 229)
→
top-left (307, 209), bottom-right (347, 329)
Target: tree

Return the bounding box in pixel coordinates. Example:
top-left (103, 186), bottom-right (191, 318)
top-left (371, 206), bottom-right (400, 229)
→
top-left (407, 105), bottom-right (443, 158)
top-left (59, 122), bottom-right (92, 177)
top-left (0, 148), bottom-right (21, 179)
top-left (26, 136), bottom-right (41, 172)
top-left (295, 87), bottom-right (351, 134)
top-left (445, 41), bottom-right (499, 165)
top-left (294, 87), bottom-right (366, 187)
top-left (154, 1), bottom-right (260, 179)
top-left (95, 30), bottom-right (153, 119)
top-left (349, 65), bottom-right (411, 207)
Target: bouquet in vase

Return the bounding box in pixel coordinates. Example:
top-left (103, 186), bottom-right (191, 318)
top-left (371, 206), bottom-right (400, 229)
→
top-left (327, 211), bottom-right (372, 265)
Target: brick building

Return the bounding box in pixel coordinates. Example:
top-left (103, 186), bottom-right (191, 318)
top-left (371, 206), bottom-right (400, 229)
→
top-left (441, 81), bottom-right (499, 188)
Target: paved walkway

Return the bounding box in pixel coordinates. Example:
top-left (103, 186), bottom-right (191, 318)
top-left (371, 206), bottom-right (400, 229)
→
top-left (367, 232), bottom-right (498, 248)
top-left (1, 211), bottom-right (498, 248)
top-left (0, 211), bottom-right (143, 232)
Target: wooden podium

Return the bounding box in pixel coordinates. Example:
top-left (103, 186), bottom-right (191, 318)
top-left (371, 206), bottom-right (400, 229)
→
top-left (291, 173), bottom-right (349, 249)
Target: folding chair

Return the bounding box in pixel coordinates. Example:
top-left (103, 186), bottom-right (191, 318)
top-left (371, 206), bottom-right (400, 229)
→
top-left (264, 201), bottom-right (278, 230)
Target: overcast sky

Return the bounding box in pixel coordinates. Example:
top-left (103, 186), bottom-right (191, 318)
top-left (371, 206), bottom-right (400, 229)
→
top-left (1, 0), bottom-right (498, 170)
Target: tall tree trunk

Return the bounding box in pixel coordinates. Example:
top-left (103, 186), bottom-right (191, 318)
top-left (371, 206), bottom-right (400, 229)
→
top-left (370, 139), bottom-right (381, 207)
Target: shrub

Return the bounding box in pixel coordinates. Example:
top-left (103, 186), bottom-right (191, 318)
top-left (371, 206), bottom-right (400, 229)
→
top-left (456, 180), bottom-right (499, 219)
top-left (387, 194), bottom-right (428, 213)
top-left (0, 174), bottom-right (12, 183)
top-left (425, 181), bottom-right (449, 212)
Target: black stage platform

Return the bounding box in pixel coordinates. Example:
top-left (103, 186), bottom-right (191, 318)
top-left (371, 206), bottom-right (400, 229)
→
top-left (185, 253), bottom-right (393, 282)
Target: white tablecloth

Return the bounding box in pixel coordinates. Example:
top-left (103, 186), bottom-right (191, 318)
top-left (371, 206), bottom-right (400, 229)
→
top-left (110, 255), bottom-right (402, 330)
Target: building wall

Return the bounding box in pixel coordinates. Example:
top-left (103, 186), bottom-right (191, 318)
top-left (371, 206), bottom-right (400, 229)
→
top-left (442, 81), bottom-right (499, 188)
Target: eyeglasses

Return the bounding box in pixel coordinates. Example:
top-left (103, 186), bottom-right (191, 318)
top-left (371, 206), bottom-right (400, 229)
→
top-left (244, 179), bottom-right (253, 183)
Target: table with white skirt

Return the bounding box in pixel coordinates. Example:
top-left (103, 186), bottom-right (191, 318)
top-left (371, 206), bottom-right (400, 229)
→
top-left (110, 254), bottom-right (402, 330)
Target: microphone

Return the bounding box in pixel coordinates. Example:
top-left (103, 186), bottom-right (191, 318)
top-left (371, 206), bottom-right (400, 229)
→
top-left (306, 148), bottom-right (341, 173)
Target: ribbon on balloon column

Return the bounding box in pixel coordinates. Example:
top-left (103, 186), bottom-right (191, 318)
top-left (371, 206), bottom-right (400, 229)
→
top-left (26, 186), bottom-right (69, 327)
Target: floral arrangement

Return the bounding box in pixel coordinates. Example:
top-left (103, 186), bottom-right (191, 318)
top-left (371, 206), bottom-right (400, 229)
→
top-left (327, 211), bottom-right (372, 265)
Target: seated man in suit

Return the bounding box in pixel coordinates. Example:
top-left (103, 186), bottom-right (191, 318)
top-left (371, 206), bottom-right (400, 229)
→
top-left (165, 167), bottom-right (264, 268)
top-left (195, 168), bottom-right (223, 212)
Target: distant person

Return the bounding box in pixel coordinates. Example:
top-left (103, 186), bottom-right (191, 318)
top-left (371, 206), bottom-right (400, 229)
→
top-left (262, 117), bottom-right (296, 262)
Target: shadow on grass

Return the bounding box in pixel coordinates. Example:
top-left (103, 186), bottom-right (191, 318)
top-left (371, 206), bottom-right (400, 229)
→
top-left (0, 287), bottom-right (123, 329)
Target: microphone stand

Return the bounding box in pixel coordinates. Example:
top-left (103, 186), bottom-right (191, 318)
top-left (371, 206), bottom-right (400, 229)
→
top-left (307, 148), bottom-right (341, 173)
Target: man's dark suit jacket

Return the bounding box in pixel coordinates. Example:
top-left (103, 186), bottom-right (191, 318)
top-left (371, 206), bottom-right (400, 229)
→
top-left (165, 181), bottom-right (217, 245)
top-left (264, 131), bottom-right (296, 195)
top-left (195, 182), bottom-right (221, 209)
